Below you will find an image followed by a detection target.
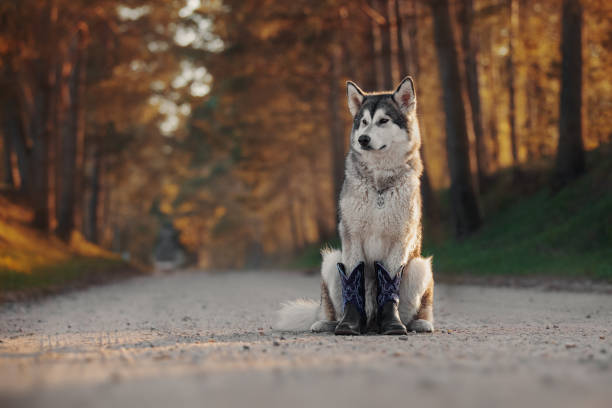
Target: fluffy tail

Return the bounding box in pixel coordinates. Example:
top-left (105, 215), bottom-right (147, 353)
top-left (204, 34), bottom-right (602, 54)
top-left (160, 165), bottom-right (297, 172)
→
top-left (274, 299), bottom-right (319, 331)
top-left (274, 247), bottom-right (342, 332)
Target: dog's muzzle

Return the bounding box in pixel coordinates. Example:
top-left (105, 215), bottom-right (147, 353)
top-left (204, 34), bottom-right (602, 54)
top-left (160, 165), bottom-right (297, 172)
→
top-left (358, 135), bottom-right (371, 148)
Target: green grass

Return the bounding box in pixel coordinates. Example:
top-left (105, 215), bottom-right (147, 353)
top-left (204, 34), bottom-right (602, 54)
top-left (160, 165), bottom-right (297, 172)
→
top-left (424, 187), bottom-right (612, 280)
top-left (425, 147), bottom-right (612, 281)
top-left (0, 194), bottom-right (140, 300)
top-left (290, 238), bottom-right (341, 270)
top-left (293, 146), bottom-right (612, 282)
top-left (0, 257), bottom-right (130, 294)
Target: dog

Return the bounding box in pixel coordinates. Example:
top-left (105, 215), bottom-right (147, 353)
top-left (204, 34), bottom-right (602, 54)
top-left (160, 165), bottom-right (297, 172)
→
top-left (275, 77), bottom-right (434, 335)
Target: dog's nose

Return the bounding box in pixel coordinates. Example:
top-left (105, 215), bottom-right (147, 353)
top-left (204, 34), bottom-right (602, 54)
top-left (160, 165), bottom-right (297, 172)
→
top-left (358, 135), bottom-right (371, 147)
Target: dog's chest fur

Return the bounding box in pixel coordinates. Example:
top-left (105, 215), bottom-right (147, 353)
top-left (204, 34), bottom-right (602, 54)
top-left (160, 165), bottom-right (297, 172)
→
top-left (340, 165), bottom-right (421, 263)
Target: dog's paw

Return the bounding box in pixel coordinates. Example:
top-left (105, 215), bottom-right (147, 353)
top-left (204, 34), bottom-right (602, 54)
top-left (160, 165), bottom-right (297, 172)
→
top-left (310, 320), bottom-right (338, 333)
top-left (408, 319), bottom-right (434, 333)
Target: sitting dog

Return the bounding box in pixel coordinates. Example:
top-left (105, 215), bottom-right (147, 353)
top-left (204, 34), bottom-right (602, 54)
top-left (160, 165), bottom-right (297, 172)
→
top-left (275, 77), bottom-right (434, 335)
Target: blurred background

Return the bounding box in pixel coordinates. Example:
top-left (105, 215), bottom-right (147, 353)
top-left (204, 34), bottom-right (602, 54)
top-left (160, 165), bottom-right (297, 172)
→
top-left (0, 0), bottom-right (610, 295)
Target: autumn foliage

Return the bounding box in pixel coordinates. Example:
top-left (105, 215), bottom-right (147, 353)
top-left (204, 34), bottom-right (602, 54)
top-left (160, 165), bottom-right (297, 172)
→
top-left (1, 0), bottom-right (610, 269)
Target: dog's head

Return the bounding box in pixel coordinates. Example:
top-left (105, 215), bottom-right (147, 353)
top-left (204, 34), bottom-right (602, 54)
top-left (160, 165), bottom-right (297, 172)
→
top-left (346, 77), bottom-right (419, 165)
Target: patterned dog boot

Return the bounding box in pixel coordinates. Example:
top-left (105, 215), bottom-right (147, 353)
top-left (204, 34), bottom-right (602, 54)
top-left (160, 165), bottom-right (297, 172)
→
top-left (335, 262), bottom-right (367, 335)
top-left (375, 262), bottom-right (408, 335)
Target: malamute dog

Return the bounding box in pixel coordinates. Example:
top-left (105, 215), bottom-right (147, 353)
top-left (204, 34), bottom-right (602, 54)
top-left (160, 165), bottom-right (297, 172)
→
top-left (275, 77), bottom-right (434, 335)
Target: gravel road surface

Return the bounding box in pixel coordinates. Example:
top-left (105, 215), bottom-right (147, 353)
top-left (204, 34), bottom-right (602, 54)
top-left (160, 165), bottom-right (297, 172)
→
top-left (1, 270), bottom-right (611, 408)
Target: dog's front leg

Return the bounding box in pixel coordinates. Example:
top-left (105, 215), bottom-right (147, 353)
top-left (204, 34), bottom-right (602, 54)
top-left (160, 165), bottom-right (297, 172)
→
top-left (381, 241), bottom-right (411, 279)
top-left (338, 220), bottom-right (363, 273)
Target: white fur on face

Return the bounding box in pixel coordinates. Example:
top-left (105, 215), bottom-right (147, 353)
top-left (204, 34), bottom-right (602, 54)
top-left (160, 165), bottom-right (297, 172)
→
top-left (352, 108), bottom-right (414, 168)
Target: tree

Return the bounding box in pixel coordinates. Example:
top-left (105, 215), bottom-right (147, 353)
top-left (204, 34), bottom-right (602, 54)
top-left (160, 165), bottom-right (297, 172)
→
top-left (376, 0), bottom-right (394, 89)
top-left (507, 0), bottom-right (519, 170)
top-left (458, 0), bottom-right (487, 190)
top-left (363, 0), bottom-right (379, 90)
top-left (3, 0), bottom-right (609, 268)
top-left (393, 0), bottom-right (408, 78)
top-left (1, 118), bottom-right (14, 188)
top-left (1, 93), bottom-right (29, 193)
top-left (56, 27), bottom-right (86, 241)
top-left (396, 0), bottom-right (438, 221)
top-left (1, 0), bottom-right (196, 229)
top-left (83, 145), bottom-right (101, 243)
top-left (429, 0), bottom-right (481, 236)
top-left (553, 0), bottom-right (585, 189)
top-left (328, 43), bottom-right (344, 223)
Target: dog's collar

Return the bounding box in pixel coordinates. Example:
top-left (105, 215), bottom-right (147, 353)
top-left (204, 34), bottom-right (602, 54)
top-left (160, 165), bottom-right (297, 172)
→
top-left (374, 184), bottom-right (393, 196)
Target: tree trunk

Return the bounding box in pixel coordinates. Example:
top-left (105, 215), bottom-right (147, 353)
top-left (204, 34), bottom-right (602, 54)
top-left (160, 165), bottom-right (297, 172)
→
top-left (292, 196), bottom-right (306, 250)
top-left (419, 144), bottom-right (439, 222)
top-left (363, 0), bottom-right (378, 90)
top-left (399, 0), bottom-right (439, 220)
top-left (429, 0), bottom-right (481, 236)
top-left (307, 153), bottom-right (332, 241)
top-left (56, 30), bottom-right (85, 241)
top-left (393, 0), bottom-right (409, 77)
top-left (458, 0), bottom-right (487, 191)
top-left (488, 114), bottom-right (500, 171)
top-left (28, 1), bottom-right (57, 231)
top-left (2, 133), bottom-right (15, 188)
top-left (84, 147), bottom-right (101, 243)
top-left (405, 0), bottom-right (419, 75)
top-left (507, 0), bottom-right (519, 169)
top-left (486, 24), bottom-right (501, 173)
top-left (99, 157), bottom-right (112, 246)
top-left (377, 0), bottom-right (394, 89)
top-left (287, 192), bottom-right (300, 253)
top-left (30, 83), bottom-right (53, 231)
top-left (3, 101), bottom-right (30, 193)
top-left (553, 0), bottom-right (585, 188)
top-left (328, 44), bottom-right (345, 227)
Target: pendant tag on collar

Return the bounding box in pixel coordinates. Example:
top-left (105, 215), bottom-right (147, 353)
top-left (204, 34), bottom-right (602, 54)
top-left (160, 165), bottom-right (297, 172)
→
top-left (376, 193), bottom-right (385, 209)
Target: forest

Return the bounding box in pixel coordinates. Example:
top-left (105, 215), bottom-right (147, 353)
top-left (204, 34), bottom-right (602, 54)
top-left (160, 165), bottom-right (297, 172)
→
top-left (1, 0), bottom-right (610, 274)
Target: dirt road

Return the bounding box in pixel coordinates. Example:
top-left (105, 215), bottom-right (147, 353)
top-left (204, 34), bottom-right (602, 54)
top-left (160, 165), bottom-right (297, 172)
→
top-left (1, 270), bottom-right (611, 408)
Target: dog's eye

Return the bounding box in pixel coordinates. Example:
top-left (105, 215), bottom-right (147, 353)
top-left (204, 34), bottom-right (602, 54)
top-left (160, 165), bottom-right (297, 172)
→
top-left (378, 118), bottom-right (389, 125)
top-left (362, 119), bottom-right (368, 126)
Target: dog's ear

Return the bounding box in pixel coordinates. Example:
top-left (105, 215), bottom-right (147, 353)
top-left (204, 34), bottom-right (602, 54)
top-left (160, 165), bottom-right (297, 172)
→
top-left (347, 81), bottom-right (365, 117)
top-left (392, 76), bottom-right (416, 114)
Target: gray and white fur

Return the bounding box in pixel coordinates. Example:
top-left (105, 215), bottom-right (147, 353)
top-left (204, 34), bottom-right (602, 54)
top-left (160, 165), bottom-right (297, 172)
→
top-left (275, 77), bottom-right (434, 333)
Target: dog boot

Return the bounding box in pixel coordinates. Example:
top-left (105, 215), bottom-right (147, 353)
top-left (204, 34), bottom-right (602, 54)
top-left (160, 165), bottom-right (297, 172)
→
top-left (335, 262), bottom-right (367, 335)
top-left (375, 262), bottom-right (408, 335)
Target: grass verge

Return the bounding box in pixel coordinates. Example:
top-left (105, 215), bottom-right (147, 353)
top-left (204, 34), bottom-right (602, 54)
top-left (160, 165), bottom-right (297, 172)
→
top-left (0, 194), bottom-right (143, 302)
